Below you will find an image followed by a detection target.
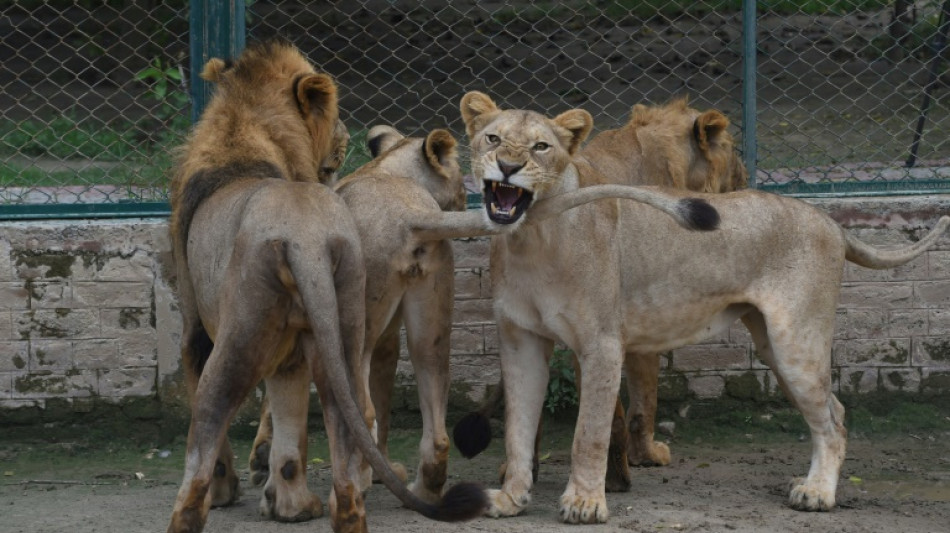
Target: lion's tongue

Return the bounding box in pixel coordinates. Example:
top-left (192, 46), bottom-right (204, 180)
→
top-left (495, 187), bottom-right (519, 210)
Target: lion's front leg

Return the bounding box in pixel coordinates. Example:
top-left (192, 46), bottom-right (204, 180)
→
top-left (559, 338), bottom-right (624, 524)
top-left (487, 320), bottom-right (552, 518)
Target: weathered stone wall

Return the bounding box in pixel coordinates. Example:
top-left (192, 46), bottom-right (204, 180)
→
top-left (1, 194), bottom-right (948, 421)
top-left (0, 219), bottom-right (182, 420)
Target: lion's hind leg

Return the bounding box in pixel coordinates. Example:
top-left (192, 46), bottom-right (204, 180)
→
top-left (368, 323), bottom-right (411, 485)
top-left (167, 331), bottom-right (272, 533)
top-left (248, 394), bottom-right (273, 487)
top-left (401, 259), bottom-right (454, 504)
top-left (308, 331), bottom-right (369, 533)
top-left (623, 352), bottom-right (671, 468)
top-left (258, 361), bottom-right (323, 522)
top-left (742, 308), bottom-right (846, 512)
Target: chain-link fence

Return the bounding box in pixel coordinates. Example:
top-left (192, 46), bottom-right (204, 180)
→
top-left (0, 0), bottom-right (189, 210)
top-left (2, 1), bottom-right (949, 216)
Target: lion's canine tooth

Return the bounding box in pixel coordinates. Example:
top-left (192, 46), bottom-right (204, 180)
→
top-left (510, 205), bottom-right (517, 217)
top-left (490, 203), bottom-right (498, 215)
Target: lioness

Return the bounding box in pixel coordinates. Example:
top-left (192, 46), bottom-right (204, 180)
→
top-left (165, 41), bottom-right (487, 533)
top-left (250, 125), bottom-right (473, 505)
top-left (247, 123), bottom-right (721, 507)
top-left (454, 98), bottom-right (750, 484)
top-left (459, 90), bottom-right (949, 523)
top-left (584, 98), bottom-right (749, 480)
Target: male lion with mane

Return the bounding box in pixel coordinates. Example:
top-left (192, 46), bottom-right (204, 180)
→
top-left (165, 40), bottom-right (488, 533)
top-left (459, 90), bottom-right (949, 524)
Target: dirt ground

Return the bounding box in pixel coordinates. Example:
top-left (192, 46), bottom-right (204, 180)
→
top-left (2, 410), bottom-right (949, 533)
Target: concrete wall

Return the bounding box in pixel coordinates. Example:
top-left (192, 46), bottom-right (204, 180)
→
top-left (1, 194), bottom-right (949, 421)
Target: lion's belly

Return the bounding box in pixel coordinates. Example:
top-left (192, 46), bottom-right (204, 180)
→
top-left (621, 301), bottom-right (752, 353)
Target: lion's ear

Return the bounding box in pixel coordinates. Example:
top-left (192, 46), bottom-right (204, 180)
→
top-left (295, 73), bottom-right (339, 157)
top-left (460, 91), bottom-right (500, 138)
top-left (551, 109), bottom-right (593, 155)
top-left (693, 110), bottom-right (730, 151)
top-left (424, 129), bottom-right (458, 171)
top-left (200, 58), bottom-right (230, 82)
top-left (295, 73), bottom-right (339, 124)
top-left (366, 125), bottom-right (404, 158)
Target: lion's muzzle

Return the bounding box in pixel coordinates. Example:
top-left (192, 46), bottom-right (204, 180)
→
top-left (484, 180), bottom-right (534, 224)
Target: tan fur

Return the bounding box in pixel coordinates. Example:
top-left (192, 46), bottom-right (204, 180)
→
top-left (581, 99), bottom-right (748, 479)
top-left (582, 98), bottom-right (748, 193)
top-left (460, 90), bottom-right (950, 524)
top-left (480, 99), bottom-right (750, 483)
top-left (250, 125), bottom-right (467, 505)
top-left (166, 41), bottom-right (486, 533)
top-left (245, 122), bottom-right (720, 511)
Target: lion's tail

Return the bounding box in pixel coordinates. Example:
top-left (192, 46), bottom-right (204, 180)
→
top-left (452, 379), bottom-right (504, 459)
top-left (528, 185), bottom-right (720, 231)
top-left (285, 235), bottom-right (487, 522)
top-left (845, 215), bottom-right (950, 269)
top-left (409, 185), bottom-right (720, 242)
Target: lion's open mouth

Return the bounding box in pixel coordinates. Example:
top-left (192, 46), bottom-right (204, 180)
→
top-left (484, 180), bottom-right (534, 224)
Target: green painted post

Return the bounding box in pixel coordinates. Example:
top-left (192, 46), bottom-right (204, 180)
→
top-left (741, 0), bottom-right (757, 187)
top-left (189, 0), bottom-right (246, 123)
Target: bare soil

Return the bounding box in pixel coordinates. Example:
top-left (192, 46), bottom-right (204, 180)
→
top-left (2, 413), bottom-right (948, 533)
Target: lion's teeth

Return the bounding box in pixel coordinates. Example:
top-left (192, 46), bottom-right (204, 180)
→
top-left (490, 203), bottom-right (498, 215)
top-left (510, 205), bottom-right (517, 217)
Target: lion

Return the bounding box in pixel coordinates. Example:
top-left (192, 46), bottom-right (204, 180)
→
top-left (245, 122), bottom-right (721, 508)
top-left (164, 40), bottom-right (488, 533)
top-left (453, 98), bottom-right (750, 487)
top-left (248, 124), bottom-right (471, 506)
top-left (458, 90), bottom-right (950, 523)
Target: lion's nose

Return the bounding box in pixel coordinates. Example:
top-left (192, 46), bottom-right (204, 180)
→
top-left (498, 161), bottom-right (524, 179)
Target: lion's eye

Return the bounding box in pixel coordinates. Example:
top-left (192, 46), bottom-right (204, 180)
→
top-left (533, 142), bottom-right (550, 151)
top-left (486, 134), bottom-right (500, 144)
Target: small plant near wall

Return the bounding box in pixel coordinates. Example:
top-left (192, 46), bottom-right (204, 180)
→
top-left (545, 349), bottom-right (579, 414)
top-left (134, 56), bottom-right (190, 143)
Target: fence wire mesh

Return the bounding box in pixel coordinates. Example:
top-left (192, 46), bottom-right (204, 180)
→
top-left (2, 1), bottom-right (949, 211)
top-left (0, 0), bottom-right (189, 207)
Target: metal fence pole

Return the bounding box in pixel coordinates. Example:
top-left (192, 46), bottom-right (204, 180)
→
top-left (741, 0), bottom-right (757, 187)
top-left (189, 0), bottom-right (246, 123)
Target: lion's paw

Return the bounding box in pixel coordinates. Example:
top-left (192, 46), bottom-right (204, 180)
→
top-left (408, 479), bottom-right (442, 506)
top-left (485, 488), bottom-right (528, 518)
top-left (259, 486), bottom-right (324, 522)
top-left (210, 461), bottom-right (242, 507)
top-left (629, 440), bottom-right (671, 467)
top-left (248, 440), bottom-right (271, 486)
top-left (788, 477), bottom-right (834, 512)
top-left (558, 488), bottom-right (608, 524)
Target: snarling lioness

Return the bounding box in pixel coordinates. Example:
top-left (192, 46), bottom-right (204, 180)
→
top-left (459, 90), bottom-right (950, 523)
top-left (165, 41), bottom-right (488, 533)
top-left (454, 98), bottom-right (749, 485)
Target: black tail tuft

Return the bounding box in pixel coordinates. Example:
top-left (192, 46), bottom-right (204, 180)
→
top-left (428, 482), bottom-right (488, 522)
top-left (452, 412), bottom-right (492, 459)
top-left (679, 198), bottom-right (720, 231)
